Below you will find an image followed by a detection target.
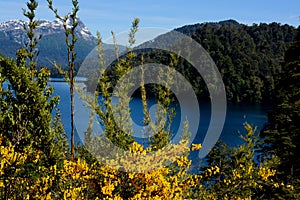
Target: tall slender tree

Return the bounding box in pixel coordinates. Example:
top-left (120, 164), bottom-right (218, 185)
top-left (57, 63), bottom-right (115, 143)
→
top-left (47, 0), bottom-right (79, 160)
top-left (22, 0), bottom-right (41, 78)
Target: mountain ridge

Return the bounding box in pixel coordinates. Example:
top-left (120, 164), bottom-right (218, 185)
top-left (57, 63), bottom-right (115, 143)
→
top-left (0, 18), bottom-right (102, 75)
top-left (0, 18), bottom-right (95, 43)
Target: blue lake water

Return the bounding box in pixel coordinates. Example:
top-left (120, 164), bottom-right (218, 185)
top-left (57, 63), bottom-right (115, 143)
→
top-left (49, 81), bottom-right (270, 167)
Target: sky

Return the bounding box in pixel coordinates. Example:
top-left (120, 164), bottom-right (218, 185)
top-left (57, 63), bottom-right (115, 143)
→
top-left (0, 0), bottom-right (299, 40)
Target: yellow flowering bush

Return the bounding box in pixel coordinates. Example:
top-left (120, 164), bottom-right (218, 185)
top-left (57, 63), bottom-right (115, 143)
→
top-left (0, 130), bottom-right (201, 199)
top-left (195, 123), bottom-right (299, 200)
top-left (2, 124), bottom-right (298, 199)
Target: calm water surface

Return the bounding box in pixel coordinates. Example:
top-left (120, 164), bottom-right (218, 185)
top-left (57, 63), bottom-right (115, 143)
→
top-left (49, 81), bottom-right (270, 145)
top-left (49, 81), bottom-right (270, 167)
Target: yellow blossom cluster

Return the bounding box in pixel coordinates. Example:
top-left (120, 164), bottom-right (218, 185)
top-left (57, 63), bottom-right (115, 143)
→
top-left (0, 140), bottom-right (28, 173)
top-left (258, 166), bottom-right (276, 181)
top-left (191, 143), bottom-right (202, 151)
top-left (204, 166), bottom-right (220, 177)
top-left (0, 130), bottom-right (298, 199)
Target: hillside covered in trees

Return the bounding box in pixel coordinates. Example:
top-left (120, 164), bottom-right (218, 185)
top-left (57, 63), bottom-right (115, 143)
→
top-left (261, 25), bottom-right (300, 180)
top-left (130, 20), bottom-right (297, 103)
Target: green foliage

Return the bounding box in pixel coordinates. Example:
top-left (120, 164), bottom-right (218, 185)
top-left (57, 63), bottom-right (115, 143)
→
top-left (0, 0), bottom-right (66, 163)
top-left (81, 19), bottom-right (178, 153)
top-left (190, 21), bottom-right (297, 103)
top-left (198, 123), bottom-right (298, 199)
top-left (261, 26), bottom-right (300, 180)
top-left (134, 21), bottom-right (297, 103)
top-left (22, 0), bottom-right (41, 74)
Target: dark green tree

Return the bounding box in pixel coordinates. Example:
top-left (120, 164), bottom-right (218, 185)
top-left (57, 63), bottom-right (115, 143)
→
top-left (0, 0), bottom-right (66, 162)
top-left (262, 26), bottom-right (300, 180)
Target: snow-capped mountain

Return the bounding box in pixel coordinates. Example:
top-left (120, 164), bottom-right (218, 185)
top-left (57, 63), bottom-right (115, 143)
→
top-left (0, 18), bottom-right (101, 68)
top-left (0, 19), bottom-right (95, 44)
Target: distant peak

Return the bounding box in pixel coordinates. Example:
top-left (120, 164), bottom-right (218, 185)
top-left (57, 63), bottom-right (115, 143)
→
top-left (218, 19), bottom-right (241, 27)
top-left (0, 18), bottom-right (95, 41)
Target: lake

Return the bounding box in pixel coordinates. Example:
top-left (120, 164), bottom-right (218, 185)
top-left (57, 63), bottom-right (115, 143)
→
top-left (49, 81), bottom-right (271, 167)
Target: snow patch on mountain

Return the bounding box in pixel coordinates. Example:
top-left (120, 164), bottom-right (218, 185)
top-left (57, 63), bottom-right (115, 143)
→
top-left (0, 19), bottom-right (95, 44)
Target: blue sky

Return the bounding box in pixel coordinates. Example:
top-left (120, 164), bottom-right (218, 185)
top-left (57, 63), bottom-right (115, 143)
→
top-left (0, 0), bottom-right (299, 40)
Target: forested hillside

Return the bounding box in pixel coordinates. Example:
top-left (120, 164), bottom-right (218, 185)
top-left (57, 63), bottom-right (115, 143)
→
top-left (135, 20), bottom-right (297, 103)
top-left (261, 26), bottom-right (300, 179)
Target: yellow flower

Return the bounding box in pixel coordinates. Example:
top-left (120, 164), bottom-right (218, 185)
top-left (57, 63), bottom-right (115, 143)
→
top-left (128, 173), bottom-right (135, 179)
top-left (247, 164), bottom-right (253, 175)
top-left (46, 192), bottom-right (51, 200)
top-left (233, 169), bottom-right (241, 180)
top-left (176, 156), bottom-right (189, 167)
top-left (214, 166), bottom-right (220, 174)
top-left (102, 184), bottom-right (115, 196)
top-left (0, 181), bottom-right (4, 188)
top-left (287, 184), bottom-right (294, 190)
top-left (33, 154), bottom-right (40, 164)
top-left (258, 166), bottom-right (276, 181)
top-left (191, 143), bottom-right (202, 151)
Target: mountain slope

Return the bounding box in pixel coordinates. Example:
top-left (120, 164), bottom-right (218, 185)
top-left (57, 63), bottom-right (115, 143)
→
top-left (134, 20), bottom-right (298, 102)
top-left (0, 19), bottom-right (98, 71)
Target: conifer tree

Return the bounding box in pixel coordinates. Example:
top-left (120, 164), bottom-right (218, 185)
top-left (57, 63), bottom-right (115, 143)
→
top-left (262, 26), bottom-right (300, 180)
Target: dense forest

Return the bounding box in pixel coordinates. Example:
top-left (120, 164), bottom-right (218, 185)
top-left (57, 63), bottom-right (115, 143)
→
top-left (123, 20), bottom-right (297, 103)
top-left (0, 0), bottom-right (300, 199)
top-left (261, 25), bottom-right (300, 179)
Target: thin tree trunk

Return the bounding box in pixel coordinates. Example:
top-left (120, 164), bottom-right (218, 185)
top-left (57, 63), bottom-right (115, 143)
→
top-left (70, 65), bottom-right (75, 160)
